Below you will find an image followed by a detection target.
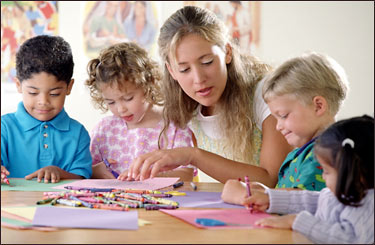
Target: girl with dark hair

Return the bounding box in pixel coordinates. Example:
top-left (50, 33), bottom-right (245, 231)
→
top-left (238, 115), bottom-right (374, 244)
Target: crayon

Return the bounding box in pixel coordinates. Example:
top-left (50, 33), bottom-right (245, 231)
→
top-left (56, 198), bottom-right (81, 207)
top-left (36, 197), bottom-right (55, 205)
top-left (173, 181), bottom-right (184, 188)
top-left (93, 204), bottom-right (129, 211)
top-left (144, 204), bottom-right (178, 210)
top-left (1, 171), bottom-right (10, 185)
top-left (69, 195), bottom-right (93, 208)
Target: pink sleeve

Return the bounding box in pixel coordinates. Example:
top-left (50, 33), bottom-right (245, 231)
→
top-left (169, 126), bottom-right (193, 148)
top-left (167, 124), bottom-right (197, 176)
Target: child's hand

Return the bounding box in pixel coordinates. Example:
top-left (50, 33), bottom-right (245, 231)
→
top-left (92, 162), bottom-right (116, 179)
top-left (25, 166), bottom-right (62, 183)
top-left (242, 191), bottom-right (270, 212)
top-left (221, 179), bottom-right (248, 205)
top-left (1, 166), bottom-right (10, 184)
top-left (255, 214), bottom-right (297, 229)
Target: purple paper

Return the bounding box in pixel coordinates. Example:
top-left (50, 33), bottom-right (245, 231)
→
top-left (32, 206), bottom-right (138, 230)
top-left (170, 191), bottom-right (245, 209)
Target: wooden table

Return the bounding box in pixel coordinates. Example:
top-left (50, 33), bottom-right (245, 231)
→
top-left (1, 182), bottom-right (311, 244)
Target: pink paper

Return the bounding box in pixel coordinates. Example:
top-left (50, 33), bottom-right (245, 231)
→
top-left (52, 177), bottom-right (180, 190)
top-left (160, 209), bottom-right (272, 229)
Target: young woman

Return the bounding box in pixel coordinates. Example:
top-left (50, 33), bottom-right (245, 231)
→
top-left (121, 6), bottom-right (292, 186)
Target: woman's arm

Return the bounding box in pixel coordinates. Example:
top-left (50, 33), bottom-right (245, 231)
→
top-left (124, 116), bottom-right (292, 186)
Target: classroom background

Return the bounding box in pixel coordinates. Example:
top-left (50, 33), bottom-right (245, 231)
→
top-left (1, 1), bottom-right (374, 182)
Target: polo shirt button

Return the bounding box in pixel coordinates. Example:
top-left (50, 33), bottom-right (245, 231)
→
top-left (44, 144), bottom-right (48, 149)
top-left (44, 125), bottom-right (48, 129)
top-left (43, 133), bottom-right (48, 138)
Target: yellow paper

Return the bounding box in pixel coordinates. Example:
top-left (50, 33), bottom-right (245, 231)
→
top-left (1, 206), bottom-right (37, 220)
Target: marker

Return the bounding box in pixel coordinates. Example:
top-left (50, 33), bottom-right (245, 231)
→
top-left (173, 181), bottom-right (184, 188)
top-left (190, 182), bottom-right (197, 191)
top-left (244, 175), bottom-right (253, 212)
top-left (103, 158), bottom-right (120, 178)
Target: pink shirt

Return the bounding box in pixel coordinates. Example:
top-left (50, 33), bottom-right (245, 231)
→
top-left (90, 115), bottom-right (194, 175)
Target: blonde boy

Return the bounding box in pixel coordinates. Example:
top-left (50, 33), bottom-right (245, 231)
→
top-left (261, 52), bottom-right (349, 190)
top-left (222, 52), bottom-right (349, 204)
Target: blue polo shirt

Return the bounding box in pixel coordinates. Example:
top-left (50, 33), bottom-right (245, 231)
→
top-left (1, 102), bottom-right (92, 179)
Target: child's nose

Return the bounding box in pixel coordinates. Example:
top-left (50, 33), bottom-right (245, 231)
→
top-left (38, 94), bottom-right (49, 105)
top-left (276, 120), bottom-right (283, 131)
top-left (117, 103), bottom-right (128, 114)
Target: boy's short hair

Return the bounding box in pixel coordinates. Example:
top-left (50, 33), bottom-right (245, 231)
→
top-left (262, 52), bottom-right (349, 116)
top-left (16, 35), bottom-right (74, 84)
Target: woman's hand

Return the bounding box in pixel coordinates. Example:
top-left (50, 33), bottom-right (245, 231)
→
top-left (120, 147), bottom-right (194, 181)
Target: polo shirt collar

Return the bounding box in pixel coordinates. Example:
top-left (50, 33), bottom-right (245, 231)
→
top-left (14, 102), bottom-right (70, 131)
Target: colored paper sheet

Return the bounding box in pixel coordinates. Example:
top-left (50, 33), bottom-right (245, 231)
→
top-left (1, 178), bottom-right (75, 191)
top-left (1, 208), bottom-right (58, 231)
top-left (1, 206), bottom-right (38, 220)
top-left (52, 177), bottom-right (180, 191)
top-left (32, 206), bottom-right (138, 230)
top-left (2, 216), bottom-right (34, 228)
top-left (170, 191), bottom-right (245, 209)
top-left (2, 205), bottom-right (149, 227)
top-left (160, 209), bottom-right (272, 229)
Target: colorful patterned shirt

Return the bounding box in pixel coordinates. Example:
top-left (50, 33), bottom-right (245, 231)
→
top-left (275, 139), bottom-right (326, 190)
top-left (90, 115), bottom-right (195, 175)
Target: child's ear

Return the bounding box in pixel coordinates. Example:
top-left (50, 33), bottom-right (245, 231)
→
top-left (166, 62), bottom-right (177, 81)
top-left (15, 78), bottom-right (22, 93)
top-left (66, 79), bottom-right (74, 95)
top-left (225, 43), bottom-right (232, 64)
top-left (313, 96), bottom-right (327, 116)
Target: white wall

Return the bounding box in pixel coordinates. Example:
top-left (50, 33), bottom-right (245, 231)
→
top-left (2, 1), bottom-right (373, 182)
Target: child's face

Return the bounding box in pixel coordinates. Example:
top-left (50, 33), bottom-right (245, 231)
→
top-left (267, 94), bottom-right (323, 148)
top-left (15, 72), bottom-right (73, 121)
top-left (100, 82), bottom-right (150, 128)
top-left (315, 153), bottom-right (337, 193)
top-left (166, 34), bottom-right (232, 115)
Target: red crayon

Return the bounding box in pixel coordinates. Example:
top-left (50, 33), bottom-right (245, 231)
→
top-left (1, 172), bottom-right (10, 185)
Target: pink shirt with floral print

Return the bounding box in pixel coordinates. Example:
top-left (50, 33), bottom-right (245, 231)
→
top-left (90, 115), bottom-right (195, 175)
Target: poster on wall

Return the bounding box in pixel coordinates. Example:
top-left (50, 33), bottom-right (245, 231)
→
top-left (82, 1), bottom-right (159, 59)
top-left (183, 1), bottom-right (260, 55)
top-left (1, 1), bottom-right (59, 86)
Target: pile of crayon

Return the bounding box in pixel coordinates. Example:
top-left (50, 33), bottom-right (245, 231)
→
top-left (37, 186), bottom-right (179, 211)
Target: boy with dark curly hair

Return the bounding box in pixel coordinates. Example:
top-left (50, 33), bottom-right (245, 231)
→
top-left (1, 35), bottom-right (92, 184)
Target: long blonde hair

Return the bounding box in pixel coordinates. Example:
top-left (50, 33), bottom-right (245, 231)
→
top-left (158, 6), bottom-right (271, 163)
